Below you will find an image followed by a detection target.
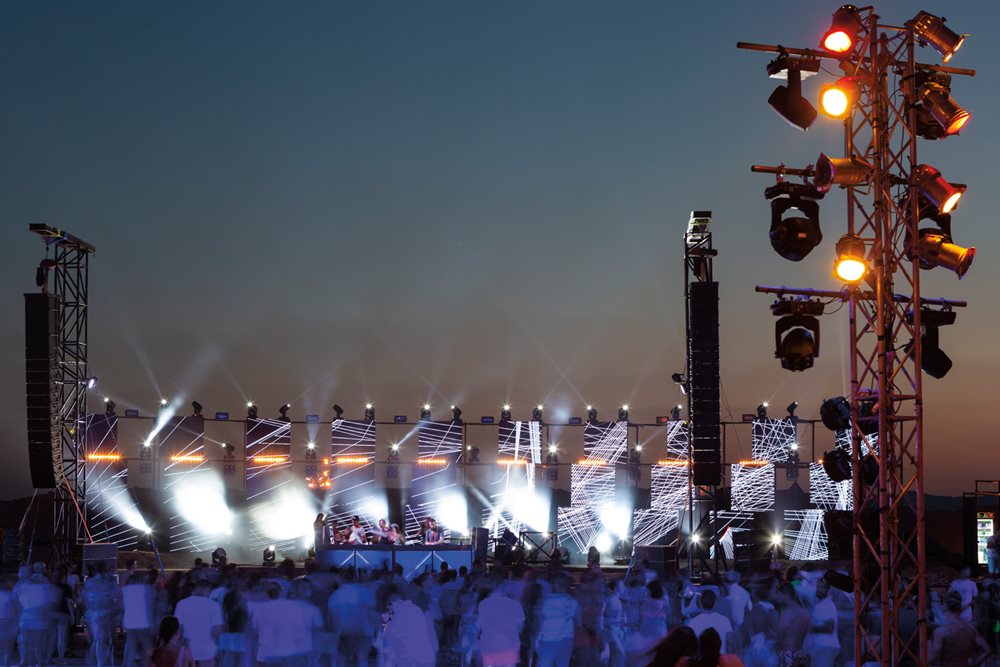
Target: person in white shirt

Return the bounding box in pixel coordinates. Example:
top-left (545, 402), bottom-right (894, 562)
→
top-left (477, 585), bottom-right (525, 667)
top-left (347, 516), bottom-right (367, 545)
top-left (371, 519), bottom-right (390, 544)
top-left (724, 571), bottom-right (753, 628)
top-left (686, 589), bottom-right (734, 654)
top-left (252, 582), bottom-right (323, 664)
top-left (122, 571), bottom-right (157, 667)
top-left (805, 578), bottom-right (840, 667)
top-left (947, 566), bottom-right (978, 622)
top-left (381, 594), bottom-right (438, 667)
top-left (174, 580), bottom-right (224, 667)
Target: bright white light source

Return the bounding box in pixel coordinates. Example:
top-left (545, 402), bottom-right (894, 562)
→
top-left (594, 532), bottom-right (613, 553)
top-left (160, 398), bottom-right (168, 406)
top-left (600, 502), bottom-right (632, 538)
top-left (436, 492), bottom-right (468, 533)
top-left (548, 445), bottom-right (558, 454)
top-left (791, 443), bottom-right (799, 451)
top-left (506, 489), bottom-right (551, 533)
top-left (771, 533), bottom-right (783, 546)
top-left (691, 533), bottom-right (701, 544)
top-left (424, 404), bottom-right (431, 410)
top-left (365, 403), bottom-right (373, 409)
top-left (250, 483), bottom-right (318, 543)
top-left (175, 472), bottom-right (233, 536)
top-left (247, 401), bottom-right (254, 408)
top-left (307, 442), bottom-right (315, 449)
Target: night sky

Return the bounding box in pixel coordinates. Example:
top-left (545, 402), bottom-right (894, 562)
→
top-left (2, 1), bottom-right (998, 499)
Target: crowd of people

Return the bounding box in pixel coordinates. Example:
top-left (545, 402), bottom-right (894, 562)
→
top-left (0, 551), bottom-right (996, 666)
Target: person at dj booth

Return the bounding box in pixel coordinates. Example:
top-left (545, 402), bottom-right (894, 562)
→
top-left (313, 513), bottom-right (331, 549)
top-left (387, 523), bottom-right (404, 545)
top-left (423, 518), bottom-right (445, 545)
top-left (371, 518), bottom-right (390, 544)
top-left (347, 516), bottom-right (367, 545)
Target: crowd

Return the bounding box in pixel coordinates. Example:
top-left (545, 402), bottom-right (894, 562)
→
top-left (0, 548), bottom-right (996, 667)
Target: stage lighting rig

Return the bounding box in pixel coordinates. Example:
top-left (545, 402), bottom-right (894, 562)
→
top-left (766, 55), bottom-right (821, 131)
top-left (618, 405), bottom-right (630, 422)
top-left (821, 5), bottom-right (864, 53)
top-left (451, 405), bottom-right (462, 423)
top-left (834, 234), bottom-right (868, 283)
top-left (262, 545), bottom-right (276, 567)
top-left (278, 404), bottom-right (290, 421)
top-left (104, 399), bottom-right (116, 418)
top-left (364, 404), bottom-right (375, 422)
top-left (420, 405), bottom-right (431, 420)
top-left (765, 181), bottom-right (824, 262)
top-left (586, 405), bottom-right (598, 424)
top-left (914, 231), bottom-right (974, 279)
top-left (246, 402), bottom-right (258, 419)
top-left (917, 77), bottom-right (970, 138)
top-left (911, 11), bottom-right (965, 63)
top-left (770, 298), bottom-right (824, 371)
top-left (820, 396), bottom-right (851, 432)
top-left (191, 401), bottom-right (203, 417)
top-left (756, 403), bottom-right (768, 420)
top-left (904, 307), bottom-right (957, 379)
top-left (332, 404), bottom-right (344, 419)
top-left (531, 405), bottom-right (543, 423)
top-left (500, 405), bottom-right (512, 421)
top-left (786, 402), bottom-right (798, 418)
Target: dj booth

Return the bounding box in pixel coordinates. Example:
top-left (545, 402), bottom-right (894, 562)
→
top-left (316, 544), bottom-right (473, 580)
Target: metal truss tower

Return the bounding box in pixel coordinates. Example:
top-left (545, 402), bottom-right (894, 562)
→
top-left (30, 224), bottom-right (95, 563)
top-left (740, 7), bottom-right (976, 664)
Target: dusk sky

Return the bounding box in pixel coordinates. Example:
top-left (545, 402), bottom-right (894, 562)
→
top-left (2, 1), bottom-right (998, 499)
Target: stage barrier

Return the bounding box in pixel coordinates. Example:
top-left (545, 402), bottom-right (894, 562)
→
top-left (315, 544), bottom-right (473, 580)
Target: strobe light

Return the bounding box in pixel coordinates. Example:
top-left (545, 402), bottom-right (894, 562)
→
top-left (820, 396), bottom-right (852, 432)
top-left (821, 5), bottom-right (863, 53)
top-left (771, 298), bottom-right (824, 372)
top-left (766, 56), bottom-right (820, 131)
top-left (914, 165), bottom-right (965, 215)
top-left (915, 230), bottom-right (975, 278)
top-left (911, 11), bottom-right (965, 63)
top-left (766, 182), bottom-right (824, 262)
top-left (834, 234), bottom-right (868, 283)
top-left (814, 153), bottom-right (872, 193)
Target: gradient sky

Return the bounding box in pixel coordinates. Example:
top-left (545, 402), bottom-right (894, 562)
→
top-left (2, 1), bottom-right (998, 499)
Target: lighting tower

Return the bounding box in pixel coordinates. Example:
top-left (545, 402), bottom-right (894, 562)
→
top-left (683, 211), bottom-right (721, 572)
top-left (740, 7), bottom-right (975, 664)
top-left (27, 224), bottom-right (96, 562)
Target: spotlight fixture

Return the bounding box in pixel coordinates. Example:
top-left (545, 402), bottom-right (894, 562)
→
top-left (467, 446), bottom-right (480, 463)
top-left (766, 55), bottom-right (820, 131)
top-left (786, 402), bottom-right (798, 418)
top-left (332, 404), bottom-right (344, 419)
top-left (586, 405), bottom-right (598, 423)
top-left (904, 307), bottom-right (957, 379)
top-left (451, 405), bottom-right (462, 422)
top-left (420, 404), bottom-right (431, 420)
top-left (834, 233), bottom-right (868, 283)
top-left (914, 230), bottom-right (974, 278)
top-left (670, 404), bottom-right (682, 421)
top-left (191, 401), bottom-right (203, 417)
top-left (160, 398), bottom-right (168, 407)
top-left (823, 449), bottom-right (851, 482)
top-left (500, 404), bottom-right (512, 421)
top-left (914, 164), bottom-right (965, 214)
top-left (814, 153), bottom-right (872, 193)
top-left (548, 444), bottom-right (558, 455)
top-left (247, 403), bottom-right (258, 419)
top-left (820, 396), bottom-right (851, 432)
top-left (821, 4), bottom-right (863, 53)
top-left (364, 403), bottom-right (375, 422)
top-left (262, 545), bottom-right (276, 566)
top-left (756, 403), bottom-right (768, 420)
top-left (388, 443), bottom-right (399, 463)
top-left (532, 405), bottom-right (543, 422)
top-left (85, 376), bottom-right (98, 390)
top-left (818, 77), bottom-right (861, 119)
top-left (911, 11), bottom-right (965, 63)
top-left (34, 258), bottom-right (57, 289)
top-left (104, 400), bottom-right (116, 417)
top-left (771, 298), bottom-right (824, 371)
top-left (278, 404), bottom-right (290, 421)
top-left (223, 443), bottom-right (235, 460)
top-left (618, 405), bottom-right (630, 422)
top-left (766, 182), bottom-right (824, 262)
top-left (671, 373), bottom-right (689, 395)
top-left (919, 82), bottom-right (970, 136)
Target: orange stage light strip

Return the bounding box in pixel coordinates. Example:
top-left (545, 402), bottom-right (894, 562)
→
top-left (87, 453), bottom-right (122, 462)
top-left (335, 456), bottom-right (371, 465)
top-left (417, 458), bottom-right (449, 465)
top-left (656, 460), bottom-right (689, 467)
top-left (737, 459), bottom-right (771, 467)
top-left (497, 458), bottom-right (529, 466)
top-left (252, 455), bottom-right (290, 465)
top-left (576, 459), bottom-right (607, 466)
top-left (170, 454), bottom-right (204, 463)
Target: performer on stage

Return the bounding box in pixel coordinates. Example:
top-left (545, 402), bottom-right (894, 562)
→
top-left (371, 518), bottom-right (390, 544)
top-left (387, 523), bottom-right (404, 545)
top-left (423, 518), bottom-right (444, 545)
top-left (313, 513), bottom-right (330, 549)
top-left (347, 516), bottom-right (367, 544)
